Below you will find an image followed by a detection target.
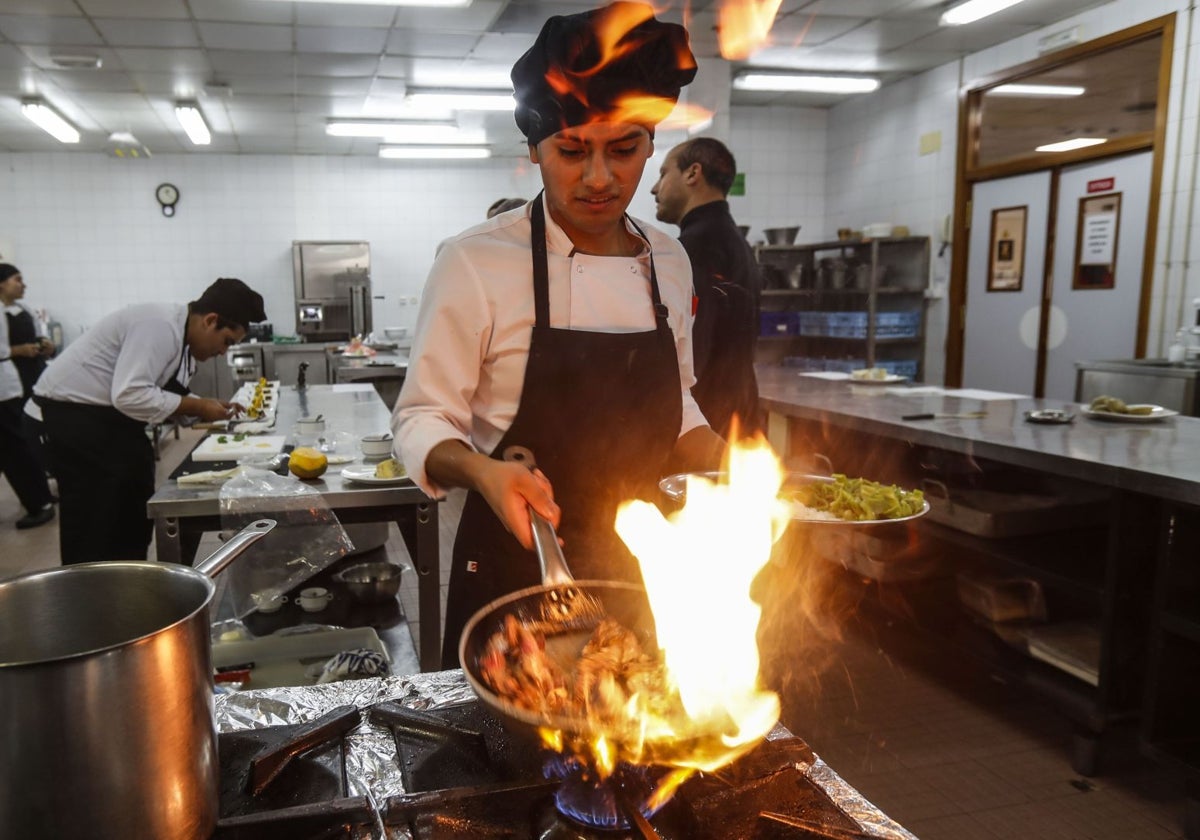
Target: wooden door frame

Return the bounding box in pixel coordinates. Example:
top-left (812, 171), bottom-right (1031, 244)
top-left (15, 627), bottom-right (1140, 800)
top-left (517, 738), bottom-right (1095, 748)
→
top-left (945, 14), bottom-right (1175, 387)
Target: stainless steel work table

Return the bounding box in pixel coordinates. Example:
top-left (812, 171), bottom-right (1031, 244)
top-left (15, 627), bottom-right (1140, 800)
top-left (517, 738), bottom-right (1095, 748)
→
top-left (147, 383), bottom-right (442, 672)
top-left (755, 364), bottom-right (1200, 783)
top-left (757, 365), bottom-right (1200, 505)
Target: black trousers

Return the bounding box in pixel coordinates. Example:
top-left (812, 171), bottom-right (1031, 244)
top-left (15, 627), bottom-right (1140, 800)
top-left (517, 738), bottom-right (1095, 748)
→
top-left (0, 397), bottom-right (53, 517)
top-left (38, 399), bottom-right (155, 565)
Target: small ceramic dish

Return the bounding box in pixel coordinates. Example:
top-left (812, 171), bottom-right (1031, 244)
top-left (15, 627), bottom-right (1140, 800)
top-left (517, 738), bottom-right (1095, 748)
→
top-left (1025, 409), bottom-right (1075, 425)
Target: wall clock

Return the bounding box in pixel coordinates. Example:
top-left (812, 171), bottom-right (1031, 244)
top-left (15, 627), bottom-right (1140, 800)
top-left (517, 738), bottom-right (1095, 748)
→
top-left (156, 182), bottom-right (180, 217)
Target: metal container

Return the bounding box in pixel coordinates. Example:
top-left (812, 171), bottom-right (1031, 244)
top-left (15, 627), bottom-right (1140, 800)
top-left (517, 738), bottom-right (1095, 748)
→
top-left (0, 520), bottom-right (274, 840)
top-left (334, 559), bottom-right (404, 603)
top-left (763, 226), bottom-right (800, 245)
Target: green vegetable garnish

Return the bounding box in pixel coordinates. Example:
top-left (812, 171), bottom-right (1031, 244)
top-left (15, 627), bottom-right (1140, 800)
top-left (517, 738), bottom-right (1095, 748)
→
top-left (792, 474), bottom-right (924, 521)
top-left (217, 435), bottom-right (228, 444)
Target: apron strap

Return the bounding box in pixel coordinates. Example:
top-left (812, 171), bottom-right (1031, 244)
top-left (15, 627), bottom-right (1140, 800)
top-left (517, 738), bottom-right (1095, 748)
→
top-left (531, 194), bottom-right (551, 329)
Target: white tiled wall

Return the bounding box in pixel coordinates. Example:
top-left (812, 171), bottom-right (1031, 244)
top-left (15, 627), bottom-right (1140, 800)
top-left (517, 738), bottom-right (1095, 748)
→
top-left (825, 0), bottom-right (1200, 382)
top-left (0, 105), bottom-right (827, 347)
top-left (0, 153), bottom-right (543, 343)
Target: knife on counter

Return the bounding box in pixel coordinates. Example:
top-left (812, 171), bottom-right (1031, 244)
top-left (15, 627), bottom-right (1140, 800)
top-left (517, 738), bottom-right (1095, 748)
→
top-left (902, 411), bottom-right (987, 421)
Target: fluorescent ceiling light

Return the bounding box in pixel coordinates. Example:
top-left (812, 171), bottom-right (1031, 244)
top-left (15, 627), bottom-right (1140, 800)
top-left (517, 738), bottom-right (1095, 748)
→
top-left (733, 73), bottom-right (879, 94)
top-left (992, 83), bottom-right (1086, 96)
top-left (175, 102), bottom-right (211, 145)
top-left (941, 0), bottom-right (1027, 26)
top-left (406, 90), bottom-right (516, 112)
top-left (326, 120), bottom-right (482, 144)
top-left (379, 145), bottom-right (491, 160)
top-left (258, 0), bottom-right (470, 4)
top-left (1035, 137), bottom-right (1107, 153)
top-left (21, 100), bottom-right (80, 144)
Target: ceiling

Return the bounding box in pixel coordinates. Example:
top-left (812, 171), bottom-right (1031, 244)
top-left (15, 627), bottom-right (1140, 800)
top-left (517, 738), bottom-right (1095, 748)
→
top-left (0, 0), bottom-right (1113, 157)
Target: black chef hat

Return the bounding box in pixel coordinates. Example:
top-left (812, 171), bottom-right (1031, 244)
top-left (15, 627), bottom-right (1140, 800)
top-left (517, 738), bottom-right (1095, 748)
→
top-left (0, 263), bottom-right (19, 283)
top-left (192, 277), bottom-right (267, 329)
top-left (512, 1), bottom-right (697, 147)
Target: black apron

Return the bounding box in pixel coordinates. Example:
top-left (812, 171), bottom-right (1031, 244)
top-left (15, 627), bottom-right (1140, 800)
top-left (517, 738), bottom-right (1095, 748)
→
top-left (441, 196), bottom-right (684, 667)
top-left (6, 307), bottom-right (47, 398)
top-left (37, 317), bottom-right (193, 565)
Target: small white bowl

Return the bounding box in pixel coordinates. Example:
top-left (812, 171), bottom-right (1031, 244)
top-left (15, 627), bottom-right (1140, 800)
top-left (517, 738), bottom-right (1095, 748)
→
top-left (360, 433), bottom-right (393, 458)
top-left (295, 417), bottom-right (325, 435)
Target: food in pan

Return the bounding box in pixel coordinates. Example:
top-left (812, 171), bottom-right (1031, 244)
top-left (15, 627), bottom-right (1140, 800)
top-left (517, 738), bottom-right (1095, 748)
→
top-left (374, 457), bottom-right (405, 479)
top-left (1089, 395), bottom-right (1154, 416)
top-left (478, 614), bottom-right (673, 724)
top-left (789, 473), bottom-right (924, 521)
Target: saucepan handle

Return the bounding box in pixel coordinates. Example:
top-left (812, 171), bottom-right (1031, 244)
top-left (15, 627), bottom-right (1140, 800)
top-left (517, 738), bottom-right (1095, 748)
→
top-left (194, 518), bottom-right (276, 579)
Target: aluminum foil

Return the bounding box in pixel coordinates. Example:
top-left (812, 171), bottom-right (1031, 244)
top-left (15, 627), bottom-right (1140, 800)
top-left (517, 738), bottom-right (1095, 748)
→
top-left (214, 670), bottom-right (914, 839)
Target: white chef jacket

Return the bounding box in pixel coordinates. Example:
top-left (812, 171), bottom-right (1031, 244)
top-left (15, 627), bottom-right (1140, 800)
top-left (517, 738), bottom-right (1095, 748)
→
top-left (0, 307), bottom-right (22, 401)
top-left (394, 196), bottom-right (708, 498)
top-left (34, 303), bottom-right (192, 424)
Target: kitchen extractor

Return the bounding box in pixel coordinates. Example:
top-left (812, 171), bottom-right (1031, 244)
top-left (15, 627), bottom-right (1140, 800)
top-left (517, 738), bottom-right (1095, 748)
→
top-left (292, 241), bottom-right (372, 341)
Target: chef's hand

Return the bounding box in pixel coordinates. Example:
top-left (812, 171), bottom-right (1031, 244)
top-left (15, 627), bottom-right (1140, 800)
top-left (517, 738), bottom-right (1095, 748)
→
top-left (424, 441), bottom-right (560, 551)
top-left (178, 396), bottom-right (245, 422)
top-left (37, 337), bottom-right (55, 356)
top-left (476, 460), bottom-right (560, 552)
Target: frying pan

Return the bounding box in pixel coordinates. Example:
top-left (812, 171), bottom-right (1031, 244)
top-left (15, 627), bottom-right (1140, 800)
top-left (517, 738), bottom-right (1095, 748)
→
top-left (459, 581), bottom-right (768, 770)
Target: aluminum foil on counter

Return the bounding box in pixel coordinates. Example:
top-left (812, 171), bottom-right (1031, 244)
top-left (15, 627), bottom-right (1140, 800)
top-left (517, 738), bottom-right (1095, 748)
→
top-left (214, 670), bottom-right (915, 840)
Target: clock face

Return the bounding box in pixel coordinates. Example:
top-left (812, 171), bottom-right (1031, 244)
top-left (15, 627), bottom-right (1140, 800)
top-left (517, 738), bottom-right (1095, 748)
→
top-left (155, 183), bottom-right (179, 217)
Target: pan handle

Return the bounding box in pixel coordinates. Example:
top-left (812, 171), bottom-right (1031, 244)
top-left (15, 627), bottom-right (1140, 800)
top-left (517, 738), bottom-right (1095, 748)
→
top-left (501, 445), bottom-right (576, 587)
top-left (194, 519), bottom-right (276, 579)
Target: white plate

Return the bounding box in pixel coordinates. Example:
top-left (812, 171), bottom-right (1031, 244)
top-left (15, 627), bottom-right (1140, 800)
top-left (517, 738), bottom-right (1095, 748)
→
top-left (340, 465), bottom-right (412, 485)
top-left (1081, 405), bottom-right (1178, 423)
top-left (848, 375), bottom-right (907, 386)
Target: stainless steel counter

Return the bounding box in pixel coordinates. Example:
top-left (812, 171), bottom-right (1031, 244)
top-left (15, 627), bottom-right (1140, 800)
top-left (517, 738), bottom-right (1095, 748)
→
top-left (147, 383), bottom-right (442, 671)
top-left (757, 366), bottom-right (1200, 506)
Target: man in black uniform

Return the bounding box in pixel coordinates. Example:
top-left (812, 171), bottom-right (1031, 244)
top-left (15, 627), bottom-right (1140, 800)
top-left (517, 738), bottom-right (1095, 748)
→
top-left (652, 137), bottom-right (761, 438)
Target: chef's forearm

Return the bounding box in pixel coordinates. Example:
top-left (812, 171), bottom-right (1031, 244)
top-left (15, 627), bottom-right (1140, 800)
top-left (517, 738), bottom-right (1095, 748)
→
top-left (668, 425), bottom-right (726, 475)
top-left (425, 439), bottom-right (493, 493)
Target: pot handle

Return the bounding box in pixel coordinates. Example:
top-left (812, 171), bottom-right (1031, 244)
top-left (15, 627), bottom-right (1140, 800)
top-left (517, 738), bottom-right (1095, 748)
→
top-left (194, 519), bottom-right (276, 579)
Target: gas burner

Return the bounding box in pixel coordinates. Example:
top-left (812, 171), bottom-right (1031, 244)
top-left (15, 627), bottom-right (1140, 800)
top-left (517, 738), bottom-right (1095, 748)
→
top-left (543, 756), bottom-right (668, 831)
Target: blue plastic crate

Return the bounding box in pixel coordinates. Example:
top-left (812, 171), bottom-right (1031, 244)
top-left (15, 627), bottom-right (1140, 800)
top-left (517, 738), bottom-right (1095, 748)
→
top-left (823, 358), bottom-right (866, 373)
top-left (878, 359), bottom-right (919, 378)
top-left (875, 311), bottom-right (921, 339)
top-left (829, 311), bottom-right (868, 338)
top-left (760, 311), bottom-right (797, 336)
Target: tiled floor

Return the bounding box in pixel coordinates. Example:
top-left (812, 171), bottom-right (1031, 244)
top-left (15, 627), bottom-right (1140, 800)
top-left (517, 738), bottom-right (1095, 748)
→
top-left (0, 430), bottom-right (1190, 839)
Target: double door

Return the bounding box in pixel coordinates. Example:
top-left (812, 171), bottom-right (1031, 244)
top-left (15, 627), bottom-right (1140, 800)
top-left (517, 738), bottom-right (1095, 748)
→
top-left (963, 152), bottom-right (1152, 400)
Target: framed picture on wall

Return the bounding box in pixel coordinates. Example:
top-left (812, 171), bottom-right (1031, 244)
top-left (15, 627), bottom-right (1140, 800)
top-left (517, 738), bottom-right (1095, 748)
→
top-left (988, 205), bottom-right (1027, 292)
top-left (1074, 193), bottom-right (1121, 290)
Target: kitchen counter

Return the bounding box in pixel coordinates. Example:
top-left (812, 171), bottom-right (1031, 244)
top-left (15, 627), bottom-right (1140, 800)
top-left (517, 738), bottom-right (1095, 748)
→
top-left (147, 383), bottom-right (442, 671)
top-left (757, 365), bottom-right (1200, 505)
top-left (755, 364), bottom-right (1200, 783)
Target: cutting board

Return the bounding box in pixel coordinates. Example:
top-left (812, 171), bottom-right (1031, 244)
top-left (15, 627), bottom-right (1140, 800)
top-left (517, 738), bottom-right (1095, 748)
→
top-left (192, 433), bottom-right (289, 462)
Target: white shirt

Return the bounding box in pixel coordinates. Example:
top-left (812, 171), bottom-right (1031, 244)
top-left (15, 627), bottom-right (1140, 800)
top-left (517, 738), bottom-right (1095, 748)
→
top-left (0, 307), bottom-right (21, 401)
top-left (393, 196), bottom-right (707, 498)
top-left (34, 303), bottom-right (192, 424)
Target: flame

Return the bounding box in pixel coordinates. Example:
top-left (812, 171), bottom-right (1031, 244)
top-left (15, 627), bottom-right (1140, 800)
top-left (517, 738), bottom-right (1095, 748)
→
top-left (545, 1), bottom-right (699, 130)
top-left (614, 436), bottom-right (786, 771)
top-left (717, 0), bottom-right (784, 60)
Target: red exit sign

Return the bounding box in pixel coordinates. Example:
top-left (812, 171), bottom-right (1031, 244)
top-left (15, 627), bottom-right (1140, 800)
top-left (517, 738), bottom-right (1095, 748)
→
top-left (1087, 177), bottom-right (1115, 193)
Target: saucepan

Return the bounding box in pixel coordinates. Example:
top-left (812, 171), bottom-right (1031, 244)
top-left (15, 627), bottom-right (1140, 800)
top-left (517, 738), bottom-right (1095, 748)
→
top-left (0, 519), bottom-right (275, 840)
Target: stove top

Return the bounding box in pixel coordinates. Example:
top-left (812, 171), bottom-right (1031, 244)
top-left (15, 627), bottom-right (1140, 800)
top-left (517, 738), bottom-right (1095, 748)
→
top-left (213, 698), bottom-right (870, 840)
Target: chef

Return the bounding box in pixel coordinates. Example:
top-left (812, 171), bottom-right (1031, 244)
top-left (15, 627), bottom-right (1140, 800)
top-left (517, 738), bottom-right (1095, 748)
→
top-left (35, 277), bottom-right (266, 565)
top-left (393, 1), bottom-right (726, 667)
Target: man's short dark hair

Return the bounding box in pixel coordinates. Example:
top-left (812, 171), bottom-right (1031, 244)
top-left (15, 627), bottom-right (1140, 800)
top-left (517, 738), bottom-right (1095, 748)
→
top-left (190, 277), bottom-right (266, 331)
top-left (674, 137), bottom-right (737, 196)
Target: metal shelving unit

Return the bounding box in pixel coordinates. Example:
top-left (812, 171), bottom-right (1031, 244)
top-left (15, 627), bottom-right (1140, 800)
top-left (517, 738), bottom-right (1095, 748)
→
top-left (754, 236), bottom-right (930, 379)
